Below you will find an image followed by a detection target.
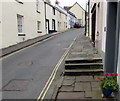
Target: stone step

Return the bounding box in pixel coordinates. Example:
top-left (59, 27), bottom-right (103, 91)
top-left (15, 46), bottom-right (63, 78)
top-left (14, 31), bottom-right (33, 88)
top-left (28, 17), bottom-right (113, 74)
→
top-left (64, 69), bottom-right (103, 76)
top-left (65, 58), bottom-right (102, 64)
top-left (65, 63), bottom-right (103, 70)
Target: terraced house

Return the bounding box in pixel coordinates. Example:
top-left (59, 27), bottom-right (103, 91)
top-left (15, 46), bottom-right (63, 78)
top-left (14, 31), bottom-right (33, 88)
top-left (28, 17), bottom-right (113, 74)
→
top-left (1, 0), bottom-right (46, 49)
top-left (45, 0), bottom-right (68, 33)
top-left (0, 0), bottom-right (69, 50)
top-left (55, 2), bottom-right (76, 29)
top-left (45, 1), bottom-right (57, 34)
top-left (64, 2), bottom-right (85, 26)
top-left (55, 3), bottom-right (68, 31)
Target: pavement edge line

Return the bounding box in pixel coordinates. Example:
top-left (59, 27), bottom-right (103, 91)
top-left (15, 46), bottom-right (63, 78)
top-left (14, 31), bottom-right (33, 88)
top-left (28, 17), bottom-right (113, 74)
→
top-left (1, 36), bottom-right (55, 60)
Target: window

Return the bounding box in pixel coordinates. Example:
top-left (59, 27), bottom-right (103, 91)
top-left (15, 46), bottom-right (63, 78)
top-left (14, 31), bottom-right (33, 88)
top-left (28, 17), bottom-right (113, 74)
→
top-left (17, 14), bottom-right (23, 33)
top-left (58, 21), bottom-right (59, 27)
top-left (53, 8), bottom-right (55, 15)
top-left (60, 12), bottom-right (61, 18)
top-left (52, 19), bottom-right (55, 30)
top-left (36, 0), bottom-right (40, 13)
top-left (37, 21), bottom-right (42, 33)
top-left (66, 15), bottom-right (67, 20)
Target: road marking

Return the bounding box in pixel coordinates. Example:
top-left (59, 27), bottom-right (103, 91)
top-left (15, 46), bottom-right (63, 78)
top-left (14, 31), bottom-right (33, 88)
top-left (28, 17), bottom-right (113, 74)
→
top-left (37, 36), bottom-right (78, 101)
top-left (0, 36), bottom-right (55, 60)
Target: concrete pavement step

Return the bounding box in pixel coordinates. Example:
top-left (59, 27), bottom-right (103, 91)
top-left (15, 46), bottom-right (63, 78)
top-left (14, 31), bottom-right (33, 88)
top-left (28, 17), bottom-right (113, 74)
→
top-left (65, 58), bottom-right (102, 64)
top-left (64, 69), bottom-right (103, 76)
top-left (65, 63), bottom-right (103, 69)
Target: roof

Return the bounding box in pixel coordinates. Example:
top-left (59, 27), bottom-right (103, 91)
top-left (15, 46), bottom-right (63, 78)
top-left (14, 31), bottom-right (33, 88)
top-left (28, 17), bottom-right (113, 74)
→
top-left (55, 5), bottom-right (68, 15)
top-left (64, 2), bottom-right (86, 12)
top-left (44, 1), bottom-right (56, 9)
top-left (67, 11), bottom-right (76, 18)
top-left (44, 1), bottom-right (67, 15)
top-left (64, 6), bottom-right (72, 11)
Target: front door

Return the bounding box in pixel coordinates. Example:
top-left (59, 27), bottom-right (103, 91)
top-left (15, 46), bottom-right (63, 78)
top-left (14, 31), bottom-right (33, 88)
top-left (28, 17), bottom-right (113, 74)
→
top-left (46, 19), bottom-right (49, 34)
top-left (91, 8), bottom-right (96, 46)
top-left (52, 19), bottom-right (55, 31)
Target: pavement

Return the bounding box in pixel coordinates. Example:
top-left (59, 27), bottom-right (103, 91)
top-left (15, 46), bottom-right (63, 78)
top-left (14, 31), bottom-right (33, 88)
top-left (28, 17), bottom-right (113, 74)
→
top-left (1, 30), bottom-right (68, 57)
top-left (55, 34), bottom-right (118, 100)
top-left (2, 28), bottom-right (84, 99)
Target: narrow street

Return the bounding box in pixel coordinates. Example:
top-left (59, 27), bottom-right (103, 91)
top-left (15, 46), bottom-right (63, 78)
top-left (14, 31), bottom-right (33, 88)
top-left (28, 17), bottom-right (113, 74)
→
top-left (2, 28), bottom-right (84, 99)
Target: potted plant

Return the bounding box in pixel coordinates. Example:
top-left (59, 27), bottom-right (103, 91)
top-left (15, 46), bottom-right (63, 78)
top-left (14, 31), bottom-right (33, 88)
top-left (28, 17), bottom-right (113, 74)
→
top-left (97, 73), bottom-right (119, 98)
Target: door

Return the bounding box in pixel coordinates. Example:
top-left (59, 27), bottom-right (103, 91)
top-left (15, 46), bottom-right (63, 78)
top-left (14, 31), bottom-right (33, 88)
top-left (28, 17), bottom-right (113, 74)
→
top-left (46, 19), bottom-right (49, 34)
top-left (52, 19), bottom-right (55, 31)
top-left (91, 8), bottom-right (96, 46)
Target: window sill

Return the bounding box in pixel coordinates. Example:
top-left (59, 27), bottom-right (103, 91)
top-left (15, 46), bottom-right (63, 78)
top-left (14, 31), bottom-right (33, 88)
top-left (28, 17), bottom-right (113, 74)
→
top-left (37, 30), bottom-right (42, 33)
top-left (15, 0), bottom-right (23, 4)
top-left (37, 10), bottom-right (41, 14)
top-left (18, 33), bottom-right (26, 36)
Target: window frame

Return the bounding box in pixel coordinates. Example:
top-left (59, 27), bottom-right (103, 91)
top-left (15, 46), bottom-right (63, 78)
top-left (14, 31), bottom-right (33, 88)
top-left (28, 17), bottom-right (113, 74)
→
top-left (36, 0), bottom-right (40, 13)
top-left (52, 7), bottom-right (55, 15)
top-left (17, 14), bottom-right (24, 34)
top-left (37, 21), bottom-right (42, 33)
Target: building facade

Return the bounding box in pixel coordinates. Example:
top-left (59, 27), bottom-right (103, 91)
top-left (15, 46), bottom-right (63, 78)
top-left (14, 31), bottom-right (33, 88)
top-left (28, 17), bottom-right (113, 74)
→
top-left (67, 11), bottom-right (76, 28)
top-left (64, 2), bottom-right (85, 26)
top-left (45, 1), bottom-right (58, 34)
top-left (1, 0), bottom-right (69, 49)
top-left (88, 0), bottom-right (120, 91)
top-left (55, 4), bottom-right (68, 31)
top-left (0, 2), bottom-right (2, 49)
top-left (1, 0), bottom-right (46, 49)
top-left (88, 0), bottom-right (107, 57)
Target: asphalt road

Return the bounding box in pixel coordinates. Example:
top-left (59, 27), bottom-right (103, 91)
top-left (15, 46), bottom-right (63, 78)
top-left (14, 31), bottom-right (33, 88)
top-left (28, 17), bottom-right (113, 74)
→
top-left (2, 28), bottom-right (84, 99)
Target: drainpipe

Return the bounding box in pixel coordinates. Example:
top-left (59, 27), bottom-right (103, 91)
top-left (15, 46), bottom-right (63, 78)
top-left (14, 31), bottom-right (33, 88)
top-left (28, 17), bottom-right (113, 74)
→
top-left (85, 5), bottom-right (87, 36)
top-left (44, 2), bottom-right (47, 34)
top-left (88, 1), bottom-right (90, 37)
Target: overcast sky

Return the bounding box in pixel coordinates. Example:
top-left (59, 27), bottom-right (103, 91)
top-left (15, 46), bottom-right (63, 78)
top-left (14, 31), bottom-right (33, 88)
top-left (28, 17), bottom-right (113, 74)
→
top-left (50, 0), bottom-right (87, 10)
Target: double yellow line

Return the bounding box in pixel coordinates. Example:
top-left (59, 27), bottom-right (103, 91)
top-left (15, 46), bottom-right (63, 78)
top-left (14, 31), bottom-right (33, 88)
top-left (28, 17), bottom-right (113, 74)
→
top-left (37, 36), bottom-right (78, 101)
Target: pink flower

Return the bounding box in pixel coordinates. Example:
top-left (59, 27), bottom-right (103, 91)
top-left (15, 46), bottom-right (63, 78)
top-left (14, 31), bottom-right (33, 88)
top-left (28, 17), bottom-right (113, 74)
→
top-left (103, 74), bottom-right (107, 76)
top-left (111, 73), bottom-right (115, 75)
top-left (107, 74), bottom-right (111, 76)
top-left (97, 77), bottom-right (101, 79)
top-left (115, 73), bottom-right (118, 76)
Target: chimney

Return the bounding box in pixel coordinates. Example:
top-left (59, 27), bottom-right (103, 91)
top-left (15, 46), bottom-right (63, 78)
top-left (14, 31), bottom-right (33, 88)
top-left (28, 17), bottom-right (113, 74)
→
top-left (55, 0), bottom-right (59, 5)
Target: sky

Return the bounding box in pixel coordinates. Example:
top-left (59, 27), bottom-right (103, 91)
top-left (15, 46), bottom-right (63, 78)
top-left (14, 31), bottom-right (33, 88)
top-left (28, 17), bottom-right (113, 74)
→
top-left (50, 0), bottom-right (87, 10)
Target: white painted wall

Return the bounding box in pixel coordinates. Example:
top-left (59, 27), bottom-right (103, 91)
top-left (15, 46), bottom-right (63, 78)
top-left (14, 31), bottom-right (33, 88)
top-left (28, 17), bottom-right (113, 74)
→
top-left (0, 2), bottom-right (2, 100)
top-left (55, 5), bottom-right (67, 31)
top-left (67, 13), bottom-right (76, 28)
top-left (0, 3), bottom-right (1, 50)
top-left (61, 13), bottom-right (67, 31)
top-left (88, 1), bottom-right (107, 57)
top-left (46, 3), bottom-right (56, 31)
top-left (56, 10), bottom-right (61, 31)
top-left (88, 1), bottom-right (93, 39)
top-left (95, 2), bottom-right (107, 56)
top-left (1, 0), bottom-right (46, 49)
top-left (101, 1), bottom-right (107, 55)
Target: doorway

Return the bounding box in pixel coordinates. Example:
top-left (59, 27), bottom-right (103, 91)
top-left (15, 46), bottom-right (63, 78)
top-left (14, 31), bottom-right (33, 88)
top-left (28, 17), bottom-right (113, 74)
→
top-left (46, 19), bottom-right (49, 34)
top-left (91, 4), bottom-right (96, 46)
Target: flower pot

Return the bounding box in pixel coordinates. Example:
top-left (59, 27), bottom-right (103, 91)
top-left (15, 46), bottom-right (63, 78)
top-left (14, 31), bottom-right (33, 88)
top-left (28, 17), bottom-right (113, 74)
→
top-left (102, 88), bottom-right (112, 97)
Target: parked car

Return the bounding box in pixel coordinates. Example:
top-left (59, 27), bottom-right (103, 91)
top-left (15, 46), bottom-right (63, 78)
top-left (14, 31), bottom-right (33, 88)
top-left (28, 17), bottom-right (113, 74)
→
top-left (74, 23), bottom-right (81, 28)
